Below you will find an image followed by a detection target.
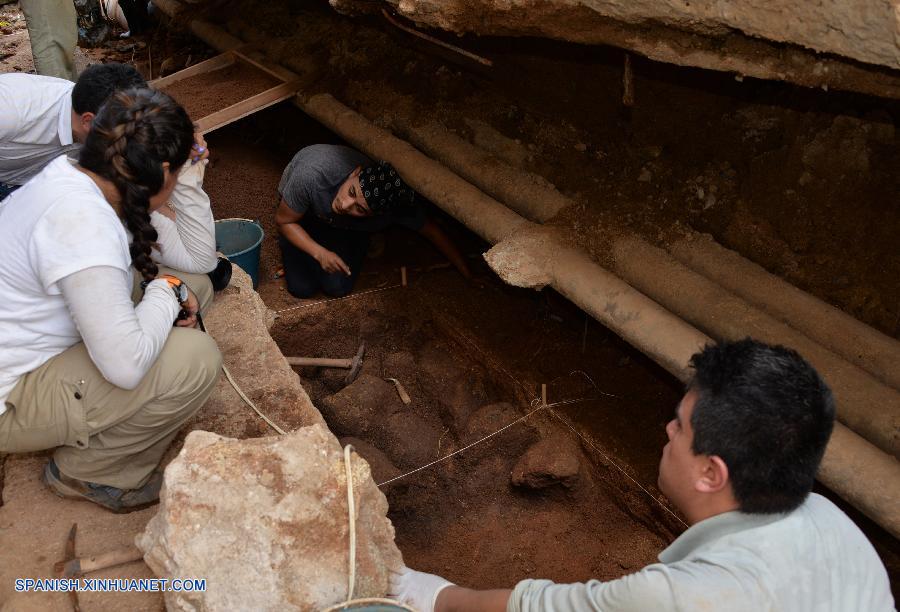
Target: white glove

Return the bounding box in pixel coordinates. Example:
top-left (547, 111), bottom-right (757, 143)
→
top-left (388, 566), bottom-right (454, 612)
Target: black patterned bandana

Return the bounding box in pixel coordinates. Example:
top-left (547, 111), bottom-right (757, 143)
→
top-left (358, 162), bottom-right (416, 215)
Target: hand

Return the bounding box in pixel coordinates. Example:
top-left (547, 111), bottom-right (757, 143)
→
top-left (388, 566), bottom-right (454, 612)
top-left (316, 249), bottom-right (351, 276)
top-left (174, 286), bottom-right (200, 328)
top-left (190, 131), bottom-right (209, 164)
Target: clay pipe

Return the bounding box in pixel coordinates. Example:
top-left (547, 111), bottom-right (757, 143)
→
top-left (56, 546), bottom-right (144, 578)
top-left (286, 342), bottom-right (366, 385)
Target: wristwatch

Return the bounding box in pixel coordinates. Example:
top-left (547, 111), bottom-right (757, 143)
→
top-left (158, 274), bottom-right (188, 305)
top-left (141, 274), bottom-right (188, 305)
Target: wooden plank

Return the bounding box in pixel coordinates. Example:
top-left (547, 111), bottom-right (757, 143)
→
top-left (232, 50), bottom-right (292, 83)
top-left (195, 80), bottom-right (302, 134)
top-left (149, 51), bottom-right (237, 89)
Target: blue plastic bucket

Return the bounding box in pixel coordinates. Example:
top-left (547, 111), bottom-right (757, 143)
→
top-left (215, 218), bottom-right (264, 288)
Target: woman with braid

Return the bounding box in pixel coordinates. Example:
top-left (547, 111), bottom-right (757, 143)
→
top-left (0, 88), bottom-right (222, 512)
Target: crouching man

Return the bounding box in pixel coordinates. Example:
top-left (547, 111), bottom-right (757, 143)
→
top-left (275, 144), bottom-right (470, 298)
top-left (391, 338), bottom-right (894, 611)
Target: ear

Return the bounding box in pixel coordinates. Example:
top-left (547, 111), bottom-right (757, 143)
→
top-left (695, 455), bottom-right (730, 494)
top-left (79, 112), bottom-right (95, 131)
top-left (351, 165), bottom-right (362, 177)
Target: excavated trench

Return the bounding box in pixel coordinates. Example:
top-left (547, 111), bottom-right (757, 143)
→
top-left (143, 0), bottom-right (899, 593)
top-left (199, 109), bottom-right (899, 593)
top-left (202, 115), bottom-right (685, 586)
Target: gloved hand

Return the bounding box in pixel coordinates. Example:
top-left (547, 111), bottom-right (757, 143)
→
top-left (388, 565), bottom-right (455, 612)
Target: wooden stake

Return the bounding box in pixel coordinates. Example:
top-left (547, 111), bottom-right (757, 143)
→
top-left (541, 384), bottom-right (547, 407)
top-left (401, 266), bottom-right (408, 287)
top-left (622, 53), bottom-right (635, 107)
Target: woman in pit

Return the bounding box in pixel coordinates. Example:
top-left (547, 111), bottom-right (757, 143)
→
top-left (0, 88), bottom-right (221, 512)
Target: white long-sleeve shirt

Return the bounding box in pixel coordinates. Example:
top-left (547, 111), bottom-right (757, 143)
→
top-left (0, 156), bottom-right (183, 409)
top-left (508, 493), bottom-right (894, 612)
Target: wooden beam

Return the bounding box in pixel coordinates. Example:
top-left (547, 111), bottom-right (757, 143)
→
top-left (149, 51), bottom-right (238, 89)
top-left (195, 80), bottom-right (302, 134)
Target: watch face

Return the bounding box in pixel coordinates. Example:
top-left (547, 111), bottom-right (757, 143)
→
top-left (177, 283), bottom-right (188, 303)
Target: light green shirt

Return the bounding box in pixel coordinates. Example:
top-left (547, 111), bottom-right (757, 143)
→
top-left (508, 494), bottom-right (894, 612)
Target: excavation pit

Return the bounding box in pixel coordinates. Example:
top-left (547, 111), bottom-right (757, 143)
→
top-left (199, 109), bottom-right (898, 595)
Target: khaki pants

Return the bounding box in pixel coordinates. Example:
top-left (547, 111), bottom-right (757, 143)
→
top-left (0, 329), bottom-right (221, 489)
top-left (20, 0), bottom-right (77, 81)
top-left (0, 268), bottom-right (220, 489)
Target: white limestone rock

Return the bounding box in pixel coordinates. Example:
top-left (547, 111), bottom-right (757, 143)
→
top-left (137, 426), bottom-right (403, 611)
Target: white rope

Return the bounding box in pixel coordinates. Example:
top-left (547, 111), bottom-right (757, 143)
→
top-left (275, 284), bottom-right (402, 315)
top-left (345, 444), bottom-right (357, 602)
top-left (377, 399), bottom-right (570, 487)
top-left (221, 363), bottom-right (287, 435)
top-left (546, 406), bottom-right (689, 529)
top-left (319, 445), bottom-right (418, 612)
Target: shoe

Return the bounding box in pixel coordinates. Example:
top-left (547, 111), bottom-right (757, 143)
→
top-left (43, 459), bottom-right (162, 514)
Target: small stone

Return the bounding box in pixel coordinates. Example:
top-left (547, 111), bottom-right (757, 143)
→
top-left (511, 435), bottom-right (581, 489)
top-left (637, 168), bottom-right (652, 183)
top-left (574, 143), bottom-right (588, 152)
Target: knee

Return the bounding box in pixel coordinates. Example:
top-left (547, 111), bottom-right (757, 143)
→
top-left (320, 274), bottom-right (354, 298)
top-left (285, 273), bottom-right (318, 299)
top-left (160, 329), bottom-right (222, 394)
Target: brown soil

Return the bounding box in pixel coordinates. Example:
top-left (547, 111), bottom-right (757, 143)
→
top-left (158, 60), bottom-right (281, 122)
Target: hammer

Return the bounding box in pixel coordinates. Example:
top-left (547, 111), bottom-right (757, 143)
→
top-left (55, 524), bottom-right (144, 578)
top-left (286, 342), bottom-right (366, 385)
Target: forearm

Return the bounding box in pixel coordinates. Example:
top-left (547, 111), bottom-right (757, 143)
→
top-left (278, 220), bottom-right (326, 260)
top-left (437, 587), bottom-right (512, 612)
top-left (419, 219), bottom-right (470, 277)
top-left (60, 267), bottom-right (179, 389)
top-left (151, 162), bottom-right (217, 273)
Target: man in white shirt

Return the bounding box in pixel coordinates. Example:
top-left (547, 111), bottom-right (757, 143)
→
top-left (0, 63), bottom-right (145, 198)
top-left (0, 64), bottom-right (220, 303)
top-left (390, 339), bottom-right (895, 612)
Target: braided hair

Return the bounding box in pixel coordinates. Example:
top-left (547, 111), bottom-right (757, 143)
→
top-left (78, 88), bottom-right (194, 282)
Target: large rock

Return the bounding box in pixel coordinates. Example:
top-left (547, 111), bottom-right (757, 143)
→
top-left (137, 426), bottom-right (403, 611)
top-left (336, 0), bottom-right (900, 72)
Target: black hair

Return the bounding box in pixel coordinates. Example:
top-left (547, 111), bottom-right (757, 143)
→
top-left (78, 88), bottom-right (194, 282)
top-left (688, 338), bottom-right (835, 514)
top-left (71, 63), bottom-right (147, 115)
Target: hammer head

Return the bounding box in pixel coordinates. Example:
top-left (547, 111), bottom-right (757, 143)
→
top-left (344, 342), bottom-right (366, 385)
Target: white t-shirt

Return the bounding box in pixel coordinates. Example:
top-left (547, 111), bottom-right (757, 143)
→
top-left (509, 493), bottom-right (895, 612)
top-left (0, 73), bottom-right (78, 185)
top-left (0, 156), bottom-right (179, 408)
